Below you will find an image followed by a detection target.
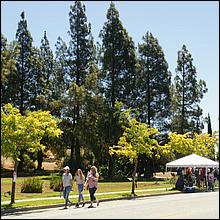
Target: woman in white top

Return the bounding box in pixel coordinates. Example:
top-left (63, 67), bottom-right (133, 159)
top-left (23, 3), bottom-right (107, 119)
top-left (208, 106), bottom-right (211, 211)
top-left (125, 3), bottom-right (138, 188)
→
top-left (75, 169), bottom-right (86, 207)
top-left (62, 166), bottom-right (73, 209)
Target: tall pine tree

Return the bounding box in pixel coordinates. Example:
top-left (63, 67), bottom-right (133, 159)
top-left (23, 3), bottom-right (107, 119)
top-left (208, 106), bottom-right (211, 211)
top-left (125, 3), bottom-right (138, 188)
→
top-left (15, 11), bottom-right (34, 114)
top-left (137, 31), bottom-right (171, 132)
top-left (34, 31), bottom-right (55, 170)
top-left (99, 2), bottom-right (138, 178)
top-left (6, 11), bottom-right (35, 171)
top-left (62, 1), bottom-right (97, 170)
top-left (1, 35), bottom-right (19, 107)
top-left (34, 31), bottom-right (54, 111)
top-left (137, 31), bottom-right (171, 178)
top-left (171, 45), bottom-right (207, 134)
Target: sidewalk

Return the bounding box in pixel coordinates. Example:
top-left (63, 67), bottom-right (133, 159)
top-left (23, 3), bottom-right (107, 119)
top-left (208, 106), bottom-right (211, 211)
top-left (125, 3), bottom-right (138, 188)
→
top-left (1, 187), bottom-right (172, 205)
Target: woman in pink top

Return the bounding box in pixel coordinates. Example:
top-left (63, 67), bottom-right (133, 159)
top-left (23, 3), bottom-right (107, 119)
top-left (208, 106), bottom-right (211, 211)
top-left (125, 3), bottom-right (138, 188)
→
top-left (86, 166), bottom-right (99, 208)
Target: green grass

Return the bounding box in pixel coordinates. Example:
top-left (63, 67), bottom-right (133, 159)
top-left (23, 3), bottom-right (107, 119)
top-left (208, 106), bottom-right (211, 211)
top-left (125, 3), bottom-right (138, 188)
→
top-left (1, 175), bottom-right (177, 210)
top-left (1, 176), bottom-right (174, 197)
top-left (1, 189), bottom-right (179, 210)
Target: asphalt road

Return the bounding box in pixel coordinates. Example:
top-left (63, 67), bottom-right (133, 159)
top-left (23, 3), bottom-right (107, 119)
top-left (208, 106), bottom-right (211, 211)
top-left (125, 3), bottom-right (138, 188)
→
top-left (2, 191), bottom-right (219, 219)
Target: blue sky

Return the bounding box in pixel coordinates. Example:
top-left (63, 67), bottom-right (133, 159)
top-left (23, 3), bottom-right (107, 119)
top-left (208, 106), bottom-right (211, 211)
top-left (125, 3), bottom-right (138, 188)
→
top-left (1, 1), bottom-right (219, 132)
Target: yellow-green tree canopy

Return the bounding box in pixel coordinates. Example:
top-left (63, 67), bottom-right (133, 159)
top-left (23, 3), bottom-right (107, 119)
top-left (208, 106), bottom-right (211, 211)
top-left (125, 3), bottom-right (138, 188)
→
top-left (164, 132), bottom-right (218, 159)
top-left (109, 109), bottom-right (161, 163)
top-left (109, 108), bottom-right (163, 195)
top-left (1, 103), bottom-right (63, 164)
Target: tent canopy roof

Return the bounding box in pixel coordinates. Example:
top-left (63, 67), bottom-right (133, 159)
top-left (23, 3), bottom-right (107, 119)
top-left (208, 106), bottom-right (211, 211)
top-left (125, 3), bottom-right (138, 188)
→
top-left (166, 154), bottom-right (219, 168)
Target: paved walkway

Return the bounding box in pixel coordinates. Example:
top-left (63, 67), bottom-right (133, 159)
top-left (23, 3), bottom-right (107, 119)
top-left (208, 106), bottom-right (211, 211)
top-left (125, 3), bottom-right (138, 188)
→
top-left (1, 187), bottom-right (172, 205)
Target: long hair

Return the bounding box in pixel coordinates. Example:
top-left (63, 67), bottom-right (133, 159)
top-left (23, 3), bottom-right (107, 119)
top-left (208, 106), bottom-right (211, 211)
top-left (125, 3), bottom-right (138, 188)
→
top-left (91, 166), bottom-right (99, 178)
top-left (76, 169), bottom-right (85, 181)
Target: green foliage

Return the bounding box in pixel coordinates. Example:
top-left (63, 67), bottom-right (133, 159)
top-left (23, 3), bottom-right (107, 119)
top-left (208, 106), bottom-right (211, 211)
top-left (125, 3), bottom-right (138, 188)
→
top-left (1, 103), bottom-right (63, 165)
top-left (99, 2), bottom-right (138, 108)
top-left (171, 44), bottom-right (208, 134)
top-left (164, 131), bottom-right (219, 159)
top-left (109, 109), bottom-right (161, 162)
top-left (57, 1), bottom-right (99, 169)
top-left (32, 31), bottom-right (54, 112)
top-left (15, 11), bottom-right (34, 113)
top-left (49, 173), bottom-right (62, 191)
top-left (1, 35), bottom-right (19, 108)
top-left (1, 2), bottom-right (211, 183)
top-left (21, 178), bottom-right (43, 193)
top-left (137, 32), bottom-right (172, 132)
top-left (1, 34), bottom-right (18, 83)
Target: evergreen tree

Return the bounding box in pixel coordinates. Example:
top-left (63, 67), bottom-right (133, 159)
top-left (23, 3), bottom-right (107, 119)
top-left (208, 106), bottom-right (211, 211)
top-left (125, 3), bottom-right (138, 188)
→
top-left (15, 11), bottom-right (34, 114)
top-left (99, 2), bottom-right (137, 108)
top-left (137, 31), bottom-right (172, 132)
top-left (205, 113), bottom-right (215, 160)
top-left (207, 113), bottom-right (212, 135)
top-left (1, 34), bottom-right (18, 107)
top-left (137, 32), bottom-right (172, 178)
top-left (99, 1), bottom-right (138, 178)
top-left (5, 11), bottom-right (35, 171)
top-left (35, 31), bottom-right (54, 111)
top-left (53, 36), bottom-right (68, 115)
top-left (32, 31), bottom-right (55, 169)
top-left (62, 1), bottom-right (96, 170)
top-left (171, 45), bottom-right (207, 134)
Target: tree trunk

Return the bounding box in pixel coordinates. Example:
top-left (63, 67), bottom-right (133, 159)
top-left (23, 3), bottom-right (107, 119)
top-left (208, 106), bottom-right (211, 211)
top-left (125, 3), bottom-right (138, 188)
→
top-left (108, 155), bottom-right (114, 179)
top-left (131, 159), bottom-right (138, 196)
top-left (11, 161), bottom-right (18, 204)
top-left (70, 137), bottom-right (75, 171)
top-left (17, 149), bottom-right (25, 172)
top-left (75, 105), bottom-right (81, 168)
top-left (75, 137), bottom-right (81, 168)
top-left (181, 64), bottom-right (185, 134)
top-left (37, 150), bottom-right (43, 170)
top-left (144, 157), bottom-right (154, 178)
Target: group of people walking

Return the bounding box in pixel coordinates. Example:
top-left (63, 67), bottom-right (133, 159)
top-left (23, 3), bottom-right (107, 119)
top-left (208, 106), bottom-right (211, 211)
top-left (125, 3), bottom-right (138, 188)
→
top-left (61, 165), bottom-right (99, 209)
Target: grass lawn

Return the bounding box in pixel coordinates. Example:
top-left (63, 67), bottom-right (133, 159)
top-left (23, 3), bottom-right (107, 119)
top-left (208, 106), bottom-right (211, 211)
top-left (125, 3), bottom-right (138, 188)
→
top-left (1, 188), bottom-right (179, 210)
top-left (1, 175), bottom-right (176, 209)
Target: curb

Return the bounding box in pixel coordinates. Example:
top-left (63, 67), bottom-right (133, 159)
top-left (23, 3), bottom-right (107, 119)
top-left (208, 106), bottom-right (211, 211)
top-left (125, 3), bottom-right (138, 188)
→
top-left (1, 191), bottom-right (182, 216)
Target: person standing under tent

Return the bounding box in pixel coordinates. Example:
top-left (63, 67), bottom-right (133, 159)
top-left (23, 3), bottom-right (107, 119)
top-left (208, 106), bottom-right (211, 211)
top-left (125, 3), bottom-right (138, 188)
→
top-left (208, 168), bottom-right (215, 191)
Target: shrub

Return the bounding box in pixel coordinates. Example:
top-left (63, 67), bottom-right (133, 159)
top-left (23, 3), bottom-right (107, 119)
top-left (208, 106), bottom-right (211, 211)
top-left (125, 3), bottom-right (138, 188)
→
top-left (21, 178), bottom-right (43, 193)
top-left (50, 173), bottom-right (62, 191)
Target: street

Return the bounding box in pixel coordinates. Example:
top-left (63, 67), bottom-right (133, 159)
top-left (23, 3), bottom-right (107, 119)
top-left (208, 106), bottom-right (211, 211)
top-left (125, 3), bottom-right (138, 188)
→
top-left (2, 191), bottom-right (219, 219)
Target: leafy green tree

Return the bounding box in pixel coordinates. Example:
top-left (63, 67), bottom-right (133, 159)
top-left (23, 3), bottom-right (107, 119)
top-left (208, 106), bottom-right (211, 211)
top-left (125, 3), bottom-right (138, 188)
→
top-left (109, 108), bottom-right (161, 195)
top-left (1, 103), bottom-right (62, 204)
top-left (1, 34), bottom-right (19, 107)
top-left (99, 2), bottom-right (138, 178)
top-left (171, 45), bottom-right (208, 134)
top-left (164, 132), bottom-right (218, 159)
top-left (1, 35), bottom-right (18, 84)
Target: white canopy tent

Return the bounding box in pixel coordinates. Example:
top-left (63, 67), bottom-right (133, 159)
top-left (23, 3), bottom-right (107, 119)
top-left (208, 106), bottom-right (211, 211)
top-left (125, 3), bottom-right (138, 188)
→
top-left (166, 154), bottom-right (219, 191)
top-left (166, 154), bottom-right (219, 170)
